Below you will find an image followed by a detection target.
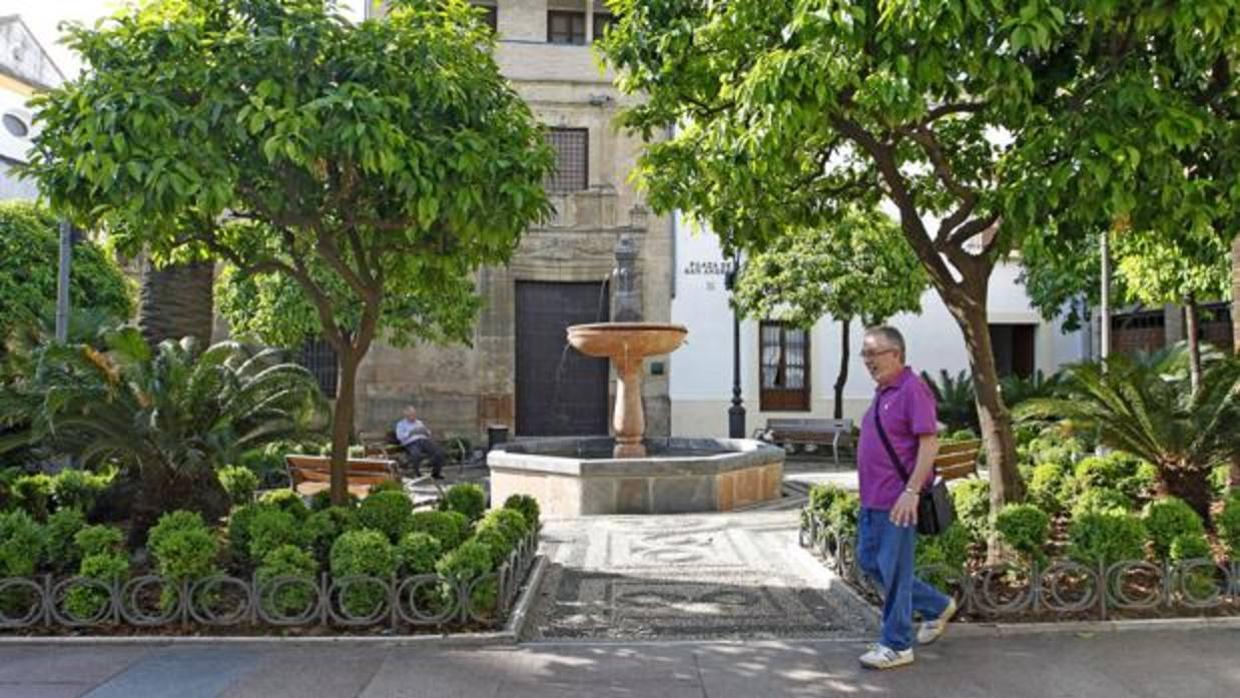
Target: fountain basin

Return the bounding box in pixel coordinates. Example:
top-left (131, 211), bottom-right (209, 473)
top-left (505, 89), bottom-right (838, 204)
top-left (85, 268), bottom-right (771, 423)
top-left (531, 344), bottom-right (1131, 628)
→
top-left (566, 322), bottom-right (688, 358)
top-left (488, 437), bottom-right (785, 517)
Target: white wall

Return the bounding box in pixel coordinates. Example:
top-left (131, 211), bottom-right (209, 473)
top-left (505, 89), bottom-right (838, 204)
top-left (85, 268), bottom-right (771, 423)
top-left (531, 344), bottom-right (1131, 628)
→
top-left (669, 219), bottom-right (1087, 438)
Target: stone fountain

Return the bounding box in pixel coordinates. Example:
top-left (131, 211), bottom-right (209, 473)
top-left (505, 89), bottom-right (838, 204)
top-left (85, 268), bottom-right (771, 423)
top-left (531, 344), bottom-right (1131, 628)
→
top-left (487, 234), bottom-right (784, 517)
top-left (566, 235), bottom-right (686, 458)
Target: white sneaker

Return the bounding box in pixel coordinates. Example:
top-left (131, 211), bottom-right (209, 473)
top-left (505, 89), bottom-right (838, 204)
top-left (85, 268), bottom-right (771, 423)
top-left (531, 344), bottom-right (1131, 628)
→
top-left (917, 597), bottom-right (958, 645)
top-left (859, 643), bottom-right (914, 670)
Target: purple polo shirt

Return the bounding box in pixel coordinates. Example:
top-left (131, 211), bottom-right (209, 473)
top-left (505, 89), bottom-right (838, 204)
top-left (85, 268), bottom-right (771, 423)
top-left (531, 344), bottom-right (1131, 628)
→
top-left (857, 367), bottom-right (939, 510)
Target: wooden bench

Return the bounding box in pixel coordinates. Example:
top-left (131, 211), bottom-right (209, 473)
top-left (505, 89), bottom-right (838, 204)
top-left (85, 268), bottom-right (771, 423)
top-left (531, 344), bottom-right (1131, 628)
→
top-left (285, 454), bottom-right (400, 499)
top-left (935, 439), bottom-right (982, 481)
top-left (755, 418), bottom-right (854, 465)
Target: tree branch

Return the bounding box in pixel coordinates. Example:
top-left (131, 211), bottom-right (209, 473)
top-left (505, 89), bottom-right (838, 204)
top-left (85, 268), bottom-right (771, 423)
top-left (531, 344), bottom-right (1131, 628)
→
top-left (831, 115), bottom-right (958, 293)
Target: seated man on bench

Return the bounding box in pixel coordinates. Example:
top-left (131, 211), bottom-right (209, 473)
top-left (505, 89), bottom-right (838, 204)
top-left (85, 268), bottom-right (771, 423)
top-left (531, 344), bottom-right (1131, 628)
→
top-left (395, 405), bottom-right (446, 479)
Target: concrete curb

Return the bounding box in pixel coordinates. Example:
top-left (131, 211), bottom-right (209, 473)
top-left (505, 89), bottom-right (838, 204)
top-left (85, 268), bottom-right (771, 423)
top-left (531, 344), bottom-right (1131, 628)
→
top-left (0, 554), bottom-right (549, 648)
top-left (949, 614), bottom-right (1240, 638)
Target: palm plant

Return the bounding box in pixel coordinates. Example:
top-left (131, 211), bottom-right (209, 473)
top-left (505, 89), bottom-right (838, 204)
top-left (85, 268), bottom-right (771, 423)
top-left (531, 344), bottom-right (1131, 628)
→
top-left (0, 328), bottom-right (328, 537)
top-left (920, 369), bottom-right (978, 433)
top-left (998, 369), bottom-right (1064, 410)
top-left (1015, 344), bottom-right (1240, 522)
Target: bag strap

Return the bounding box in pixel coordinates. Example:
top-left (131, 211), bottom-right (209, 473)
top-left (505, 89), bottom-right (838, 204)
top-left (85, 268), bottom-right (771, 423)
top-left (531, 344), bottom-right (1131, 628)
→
top-left (871, 393), bottom-right (913, 486)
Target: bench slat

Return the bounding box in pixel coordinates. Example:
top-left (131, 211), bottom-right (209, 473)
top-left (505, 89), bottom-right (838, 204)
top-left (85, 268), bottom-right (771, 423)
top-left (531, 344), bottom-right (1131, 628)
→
top-left (937, 440), bottom-right (982, 455)
top-left (937, 462), bottom-right (977, 481)
top-left (285, 454), bottom-right (399, 497)
top-left (934, 451), bottom-right (979, 468)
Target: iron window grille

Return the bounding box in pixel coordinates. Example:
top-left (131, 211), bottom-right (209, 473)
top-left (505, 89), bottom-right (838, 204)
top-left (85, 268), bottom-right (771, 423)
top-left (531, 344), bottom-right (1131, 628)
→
top-left (544, 127), bottom-right (588, 194)
top-left (298, 337), bottom-right (338, 399)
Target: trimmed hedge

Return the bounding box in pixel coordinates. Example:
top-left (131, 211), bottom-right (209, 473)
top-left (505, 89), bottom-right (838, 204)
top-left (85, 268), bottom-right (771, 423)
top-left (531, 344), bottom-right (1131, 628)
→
top-left (1143, 497), bottom-right (1205, 560)
top-left (441, 484), bottom-right (486, 523)
top-left (330, 530), bottom-right (396, 617)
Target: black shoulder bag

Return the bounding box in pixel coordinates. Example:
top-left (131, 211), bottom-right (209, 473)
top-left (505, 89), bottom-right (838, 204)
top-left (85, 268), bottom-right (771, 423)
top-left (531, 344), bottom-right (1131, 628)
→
top-left (872, 399), bottom-right (955, 536)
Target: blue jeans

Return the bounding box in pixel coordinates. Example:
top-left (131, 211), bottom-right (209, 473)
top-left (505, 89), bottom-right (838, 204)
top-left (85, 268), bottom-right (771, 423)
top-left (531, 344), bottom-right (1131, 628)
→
top-left (857, 507), bottom-right (950, 651)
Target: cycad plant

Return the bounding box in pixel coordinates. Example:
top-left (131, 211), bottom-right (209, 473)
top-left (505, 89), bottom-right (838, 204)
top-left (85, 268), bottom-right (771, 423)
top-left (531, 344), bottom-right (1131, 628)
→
top-left (0, 328), bottom-right (327, 537)
top-left (920, 369), bottom-right (978, 433)
top-left (1016, 344), bottom-right (1240, 522)
top-left (998, 369), bottom-right (1063, 410)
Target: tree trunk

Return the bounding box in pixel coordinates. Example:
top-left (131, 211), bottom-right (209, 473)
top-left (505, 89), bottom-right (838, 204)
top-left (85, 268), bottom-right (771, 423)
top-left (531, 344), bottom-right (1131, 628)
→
top-left (833, 317), bottom-right (851, 420)
top-left (951, 299), bottom-right (1024, 547)
top-left (1156, 465), bottom-right (1213, 524)
top-left (330, 348), bottom-right (360, 506)
top-left (137, 255), bottom-right (215, 347)
top-left (130, 464), bottom-right (231, 546)
top-left (1230, 234), bottom-right (1240, 492)
top-left (1185, 297), bottom-right (1202, 397)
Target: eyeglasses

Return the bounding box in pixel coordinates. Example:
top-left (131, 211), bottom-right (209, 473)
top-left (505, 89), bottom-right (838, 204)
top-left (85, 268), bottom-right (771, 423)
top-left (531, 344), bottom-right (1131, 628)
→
top-left (860, 348), bottom-right (896, 359)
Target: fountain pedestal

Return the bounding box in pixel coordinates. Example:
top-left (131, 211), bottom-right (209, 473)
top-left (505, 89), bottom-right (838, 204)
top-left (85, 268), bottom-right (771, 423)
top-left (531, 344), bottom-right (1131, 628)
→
top-left (613, 357), bottom-right (644, 458)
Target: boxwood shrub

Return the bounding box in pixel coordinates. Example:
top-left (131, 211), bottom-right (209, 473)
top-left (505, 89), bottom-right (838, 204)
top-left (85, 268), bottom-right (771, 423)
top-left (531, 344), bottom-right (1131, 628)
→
top-left (396, 532), bottom-right (442, 576)
top-left (256, 544), bottom-right (319, 617)
top-left (1217, 493), bottom-right (1240, 560)
top-left (329, 530), bottom-right (396, 618)
top-left (915, 523), bottom-right (971, 593)
top-left (951, 479), bottom-right (990, 542)
top-left (259, 490), bottom-right (309, 520)
top-left (1142, 497), bottom-right (1205, 560)
top-left (441, 484), bottom-right (486, 523)
top-left (994, 504), bottom-right (1050, 566)
top-left (63, 552), bottom-right (128, 621)
top-left (1067, 511), bottom-right (1146, 566)
top-left (503, 494), bottom-right (540, 530)
top-left (354, 490), bottom-right (414, 543)
top-left (304, 506), bottom-right (355, 564)
top-left (435, 539), bottom-right (496, 617)
top-left (217, 466), bottom-right (260, 506)
top-left (408, 510), bottom-right (469, 552)
top-left (247, 508), bottom-right (306, 563)
top-left (50, 468), bottom-right (110, 514)
top-left (42, 507), bottom-right (87, 574)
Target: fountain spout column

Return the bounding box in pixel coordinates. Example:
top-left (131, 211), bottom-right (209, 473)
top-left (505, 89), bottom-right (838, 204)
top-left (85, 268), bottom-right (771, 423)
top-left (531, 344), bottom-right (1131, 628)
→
top-left (612, 355), bottom-right (646, 458)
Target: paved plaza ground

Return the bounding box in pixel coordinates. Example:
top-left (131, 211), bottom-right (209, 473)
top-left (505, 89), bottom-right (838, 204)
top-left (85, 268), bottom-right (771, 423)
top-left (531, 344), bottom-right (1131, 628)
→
top-left (2, 629), bottom-right (1238, 697)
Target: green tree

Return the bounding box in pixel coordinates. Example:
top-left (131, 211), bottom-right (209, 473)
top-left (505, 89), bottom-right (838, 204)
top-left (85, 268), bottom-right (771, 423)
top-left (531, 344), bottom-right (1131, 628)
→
top-left (23, 0), bottom-right (553, 504)
top-left (1113, 228), bottom-right (1231, 394)
top-left (0, 202), bottom-right (131, 346)
top-left (600, 0), bottom-right (1240, 522)
top-left (732, 207), bottom-right (926, 418)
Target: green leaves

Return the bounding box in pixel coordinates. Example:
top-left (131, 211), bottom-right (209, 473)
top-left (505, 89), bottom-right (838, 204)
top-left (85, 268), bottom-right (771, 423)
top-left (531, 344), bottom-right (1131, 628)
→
top-left (732, 207), bottom-right (927, 328)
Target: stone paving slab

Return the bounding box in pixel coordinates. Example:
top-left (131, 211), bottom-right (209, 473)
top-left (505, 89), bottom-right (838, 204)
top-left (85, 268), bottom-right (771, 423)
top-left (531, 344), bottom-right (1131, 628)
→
top-left (523, 510), bottom-right (878, 641)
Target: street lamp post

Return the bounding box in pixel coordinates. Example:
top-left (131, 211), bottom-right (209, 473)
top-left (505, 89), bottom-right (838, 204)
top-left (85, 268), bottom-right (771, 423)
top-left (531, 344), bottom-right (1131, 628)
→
top-left (724, 251), bottom-right (746, 438)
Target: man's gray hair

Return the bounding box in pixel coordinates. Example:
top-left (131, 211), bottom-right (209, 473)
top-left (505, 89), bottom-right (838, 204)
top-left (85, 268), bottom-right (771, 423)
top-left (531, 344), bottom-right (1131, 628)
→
top-left (864, 325), bottom-right (906, 357)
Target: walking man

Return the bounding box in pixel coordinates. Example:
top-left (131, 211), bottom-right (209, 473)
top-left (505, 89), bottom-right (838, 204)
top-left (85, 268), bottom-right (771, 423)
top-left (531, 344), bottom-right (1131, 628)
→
top-left (395, 405), bottom-right (446, 479)
top-left (856, 326), bottom-right (957, 669)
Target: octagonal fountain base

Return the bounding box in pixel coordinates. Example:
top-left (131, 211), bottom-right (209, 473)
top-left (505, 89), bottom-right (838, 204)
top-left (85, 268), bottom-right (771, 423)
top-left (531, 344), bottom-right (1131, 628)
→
top-left (487, 437), bottom-right (785, 517)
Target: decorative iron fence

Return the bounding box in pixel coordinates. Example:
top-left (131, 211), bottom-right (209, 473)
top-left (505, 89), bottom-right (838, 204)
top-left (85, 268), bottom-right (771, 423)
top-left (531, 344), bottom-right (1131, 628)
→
top-left (0, 532), bottom-right (538, 632)
top-left (800, 512), bottom-right (1240, 619)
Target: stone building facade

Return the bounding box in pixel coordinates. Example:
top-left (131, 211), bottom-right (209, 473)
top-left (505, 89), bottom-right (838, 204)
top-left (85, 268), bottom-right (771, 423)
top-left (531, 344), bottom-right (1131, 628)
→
top-left (357, 1), bottom-right (673, 444)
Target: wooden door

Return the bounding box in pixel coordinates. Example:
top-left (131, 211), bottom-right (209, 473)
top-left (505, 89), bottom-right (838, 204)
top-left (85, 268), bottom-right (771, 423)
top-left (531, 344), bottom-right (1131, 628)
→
top-left (515, 281), bottom-right (610, 436)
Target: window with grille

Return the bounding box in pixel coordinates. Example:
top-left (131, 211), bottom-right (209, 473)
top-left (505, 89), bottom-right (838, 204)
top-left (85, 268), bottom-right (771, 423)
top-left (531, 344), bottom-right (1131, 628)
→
top-left (544, 127), bottom-right (588, 194)
top-left (547, 10), bottom-right (586, 44)
top-left (298, 338), bottom-right (338, 399)
top-left (592, 13), bottom-right (615, 42)
top-left (472, 3), bottom-right (497, 31)
top-left (759, 322), bottom-right (810, 411)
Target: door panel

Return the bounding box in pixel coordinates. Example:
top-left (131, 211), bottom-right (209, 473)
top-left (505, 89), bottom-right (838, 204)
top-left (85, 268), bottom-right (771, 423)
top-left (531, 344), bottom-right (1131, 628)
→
top-left (515, 282), bottom-right (610, 436)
